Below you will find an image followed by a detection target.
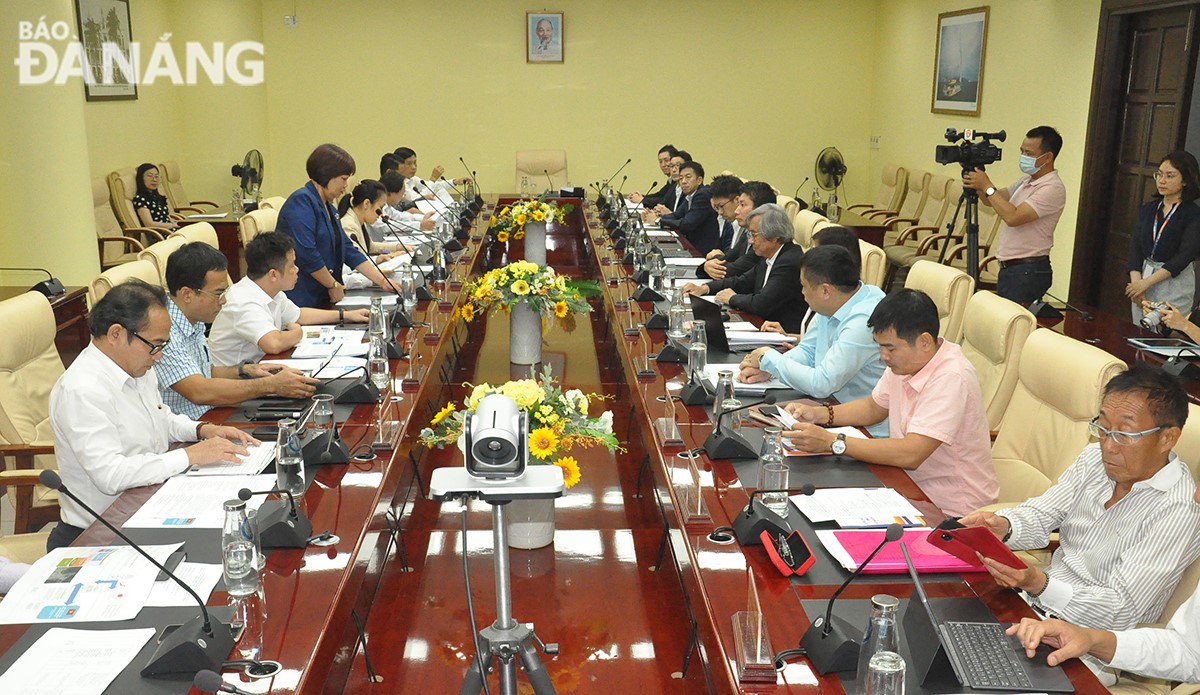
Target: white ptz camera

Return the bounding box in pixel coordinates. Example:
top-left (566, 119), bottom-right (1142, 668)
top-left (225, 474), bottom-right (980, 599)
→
top-left (464, 394), bottom-right (528, 481)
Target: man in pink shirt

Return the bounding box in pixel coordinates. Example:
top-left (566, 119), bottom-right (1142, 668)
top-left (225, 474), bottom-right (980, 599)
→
top-left (963, 125), bottom-right (1066, 306)
top-left (782, 288), bottom-right (998, 517)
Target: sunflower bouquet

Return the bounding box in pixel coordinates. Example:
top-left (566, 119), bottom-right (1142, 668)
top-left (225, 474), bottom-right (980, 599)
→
top-left (487, 196), bottom-right (575, 243)
top-left (419, 366), bottom-right (620, 488)
top-left (454, 260), bottom-right (600, 330)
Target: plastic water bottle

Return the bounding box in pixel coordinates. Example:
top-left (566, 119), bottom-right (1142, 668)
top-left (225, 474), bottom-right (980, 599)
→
top-left (856, 595), bottom-right (901, 695)
top-left (222, 499), bottom-right (259, 598)
top-left (275, 418), bottom-right (305, 498)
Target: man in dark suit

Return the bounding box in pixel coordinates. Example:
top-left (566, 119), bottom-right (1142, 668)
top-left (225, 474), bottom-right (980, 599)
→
top-left (697, 179), bottom-right (775, 280)
top-left (683, 203), bottom-right (807, 332)
top-left (650, 160), bottom-right (720, 254)
top-left (629, 144), bottom-right (677, 208)
top-left (643, 150), bottom-right (691, 215)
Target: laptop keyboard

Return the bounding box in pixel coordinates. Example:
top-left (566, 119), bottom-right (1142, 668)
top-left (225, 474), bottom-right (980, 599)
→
top-left (941, 621), bottom-right (1033, 690)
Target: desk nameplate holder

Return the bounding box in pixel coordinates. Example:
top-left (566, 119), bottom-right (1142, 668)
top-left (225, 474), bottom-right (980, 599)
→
top-left (372, 384), bottom-right (402, 451)
top-left (673, 448), bottom-right (712, 527)
top-left (636, 326), bottom-right (657, 379)
top-left (654, 383), bottom-right (685, 447)
top-left (732, 569), bottom-right (777, 684)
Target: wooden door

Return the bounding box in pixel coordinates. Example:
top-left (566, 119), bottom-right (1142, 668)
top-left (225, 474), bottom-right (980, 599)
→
top-left (1074, 3), bottom-right (1199, 316)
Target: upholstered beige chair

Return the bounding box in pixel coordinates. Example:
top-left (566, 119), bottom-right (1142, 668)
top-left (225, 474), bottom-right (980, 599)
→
top-left (515, 150), bottom-right (568, 191)
top-left (238, 208), bottom-right (279, 248)
top-left (258, 196), bottom-right (287, 211)
top-left (849, 164), bottom-right (907, 218)
top-left (959, 292), bottom-right (1036, 431)
top-left (94, 177), bottom-right (162, 269)
top-left (883, 177), bottom-right (962, 273)
top-left (0, 292), bottom-right (63, 535)
top-left (108, 167), bottom-right (162, 232)
top-left (792, 210), bottom-right (828, 250)
top-left (776, 195), bottom-right (801, 221)
top-left (859, 240), bottom-right (887, 288)
top-left (138, 233), bottom-right (188, 288)
top-left (872, 170), bottom-right (932, 237)
top-left (157, 161), bottom-right (218, 213)
top-left (87, 259), bottom-right (160, 307)
top-left (984, 329), bottom-right (1126, 507)
top-left (903, 260), bottom-right (974, 343)
top-left (0, 470), bottom-right (52, 566)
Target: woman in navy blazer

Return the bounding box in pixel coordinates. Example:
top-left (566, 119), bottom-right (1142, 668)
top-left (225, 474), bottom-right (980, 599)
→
top-left (276, 144), bottom-right (389, 307)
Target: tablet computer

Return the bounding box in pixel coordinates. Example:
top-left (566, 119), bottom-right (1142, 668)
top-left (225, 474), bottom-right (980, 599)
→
top-left (927, 518), bottom-right (1027, 570)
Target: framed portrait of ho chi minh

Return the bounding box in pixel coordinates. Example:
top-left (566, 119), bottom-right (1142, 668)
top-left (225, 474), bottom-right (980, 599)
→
top-left (527, 11), bottom-right (564, 63)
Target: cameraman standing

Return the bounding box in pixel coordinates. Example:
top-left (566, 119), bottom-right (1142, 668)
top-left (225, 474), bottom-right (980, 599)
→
top-left (962, 126), bottom-right (1066, 305)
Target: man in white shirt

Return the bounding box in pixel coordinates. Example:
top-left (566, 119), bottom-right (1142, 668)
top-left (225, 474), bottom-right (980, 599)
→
top-left (48, 280), bottom-right (255, 550)
top-left (209, 232), bottom-right (369, 367)
top-left (370, 171), bottom-right (436, 243)
top-left (394, 147), bottom-right (469, 205)
top-left (156, 241), bottom-right (318, 419)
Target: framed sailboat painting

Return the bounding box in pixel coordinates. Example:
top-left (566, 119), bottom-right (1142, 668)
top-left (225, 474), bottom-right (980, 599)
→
top-left (931, 6), bottom-right (989, 116)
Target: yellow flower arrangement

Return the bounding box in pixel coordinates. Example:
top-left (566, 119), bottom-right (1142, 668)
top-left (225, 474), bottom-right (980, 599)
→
top-left (460, 303), bottom-right (475, 322)
top-left (418, 366), bottom-right (620, 489)
top-left (511, 279), bottom-right (530, 295)
top-left (554, 301), bottom-right (569, 318)
top-left (487, 195), bottom-right (575, 242)
top-left (496, 230), bottom-right (509, 243)
top-left (456, 262), bottom-right (600, 332)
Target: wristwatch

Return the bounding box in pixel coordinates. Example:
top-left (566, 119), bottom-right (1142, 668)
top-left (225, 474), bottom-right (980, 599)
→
top-left (984, 186), bottom-right (997, 197)
top-left (237, 361), bottom-right (251, 379)
top-left (831, 433), bottom-right (847, 455)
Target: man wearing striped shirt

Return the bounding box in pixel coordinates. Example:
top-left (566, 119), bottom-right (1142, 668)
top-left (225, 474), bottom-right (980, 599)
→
top-left (963, 365), bottom-right (1200, 635)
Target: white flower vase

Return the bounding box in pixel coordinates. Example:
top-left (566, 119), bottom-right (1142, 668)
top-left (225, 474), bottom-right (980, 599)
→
top-left (505, 496), bottom-right (556, 549)
top-left (524, 221), bottom-right (547, 266)
top-left (510, 302), bottom-right (542, 365)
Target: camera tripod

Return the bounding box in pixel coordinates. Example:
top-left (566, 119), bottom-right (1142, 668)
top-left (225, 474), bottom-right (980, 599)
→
top-left (936, 172), bottom-right (983, 286)
top-left (460, 500), bottom-right (558, 695)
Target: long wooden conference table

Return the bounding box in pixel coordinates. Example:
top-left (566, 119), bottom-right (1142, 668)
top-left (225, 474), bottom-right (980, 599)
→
top-left (0, 196), bottom-right (1116, 694)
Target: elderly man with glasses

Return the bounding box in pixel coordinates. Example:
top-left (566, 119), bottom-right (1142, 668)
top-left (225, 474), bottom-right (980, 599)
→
top-left (47, 279), bottom-right (257, 551)
top-left (961, 364), bottom-right (1200, 681)
top-left (155, 242), bottom-right (319, 420)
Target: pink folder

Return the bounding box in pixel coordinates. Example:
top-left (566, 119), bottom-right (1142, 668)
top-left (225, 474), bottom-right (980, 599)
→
top-left (831, 528), bottom-right (981, 574)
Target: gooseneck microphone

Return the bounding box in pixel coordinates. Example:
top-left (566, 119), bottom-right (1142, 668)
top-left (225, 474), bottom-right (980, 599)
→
top-left (731, 483), bottom-right (816, 545)
top-left (793, 176), bottom-right (811, 201)
top-left (38, 470), bottom-right (235, 677)
top-left (457, 157), bottom-right (486, 206)
top-left (194, 669), bottom-right (253, 695)
top-left (345, 231), bottom-right (414, 354)
top-left (543, 168), bottom-right (555, 195)
top-left (603, 158), bottom-right (632, 187)
top-left (800, 523), bottom-right (905, 674)
top-left (238, 487), bottom-right (313, 549)
top-left (412, 179), bottom-right (469, 246)
top-left (703, 394), bottom-right (778, 460)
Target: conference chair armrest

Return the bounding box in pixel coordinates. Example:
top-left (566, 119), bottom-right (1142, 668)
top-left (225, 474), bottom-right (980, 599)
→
top-left (990, 430), bottom-right (999, 442)
top-left (896, 225), bottom-right (937, 244)
top-left (866, 208), bottom-right (899, 220)
top-left (883, 215), bottom-right (919, 228)
top-left (169, 212), bottom-right (186, 222)
top-left (96, 236), bottom-right (147, 257)
top-left (127, 227), bottom-right (165, 243)
top-left (0, 443), bottom-right (56, 477)
top-left (0, 469), bottom-right (48, 488)
top-left (915, 233), bottom-right (958, 255)
top-left (1168, 682), bottom-right (1200, 695)
top-left (980, 254), bottom-right (999, 273)
top-left (847, 203), bottom-right (876, 212)
top-left (189, 199), bottom-right (219, 208)
top-left (172, 205), bottom-right (207, 214)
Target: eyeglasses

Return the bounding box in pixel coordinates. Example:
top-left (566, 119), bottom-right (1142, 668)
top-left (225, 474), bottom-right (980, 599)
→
top-left (130, 330), bottom-right (169, 355)
top-left (775, 533), bottom-right (794, 566)
top-left (1154, 170), bottom-right (1180, 181)
top-left (195, 287), bottom-right (228, 300)
top-left (748, 230), bottom-right (762, 238)
top-left (1088, 416), bottom-right (1164, 446)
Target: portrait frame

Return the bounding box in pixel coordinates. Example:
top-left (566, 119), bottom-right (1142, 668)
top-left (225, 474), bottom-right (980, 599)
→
top-left (74, 0), bottom-right (138, 101)
top-left (931, 6), bottom-right (988, 116)
top-left (527, 11), bottom-right (564, 64)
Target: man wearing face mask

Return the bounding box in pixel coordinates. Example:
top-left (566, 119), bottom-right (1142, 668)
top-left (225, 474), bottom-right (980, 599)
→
top-left (962, 125), bottom-right (1066, 305)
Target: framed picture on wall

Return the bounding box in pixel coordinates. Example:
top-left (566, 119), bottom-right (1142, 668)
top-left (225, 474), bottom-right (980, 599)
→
top-left (74, 0), bottom-right (138, 101)
top-left (931, 6), bottom-right (988, 116)
top-left (527, 11), bottom-right (564, 63)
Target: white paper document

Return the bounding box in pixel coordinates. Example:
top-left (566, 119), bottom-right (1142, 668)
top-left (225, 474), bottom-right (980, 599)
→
top-left (0, 543), bottom-right (181, 625)
top-left (144, 562), bottom-right (223, 607)
top-left (289, 325), bottom-right (370, 358)
top-left (123, 474), bottom-right (273, 529)
top-left (782, 425), bottom-right (867, 457)
top-left (188, 440), bottom-right (275, 476)
top-left (790, 487), bottom-right (924, 527)
top-left (0, 627), bottom-right (155, 695)
top-left (261, 355), bottom-right (367, 379)
top-left (185, 212), bottom-right (228, 219)
top-left (703, 363), bottom-right (790, 394)
top-left (337, 294), bottom-right (398, 308)
top-left (726, 330), bottom-right (797, 346)
top-left (663, 256), bottom-right (706, 267)
top-left (646, 230), bottom-right (677, 238)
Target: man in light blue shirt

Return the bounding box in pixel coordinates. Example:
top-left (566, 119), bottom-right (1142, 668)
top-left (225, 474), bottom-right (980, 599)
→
top-left (738, 244), bottom-right (888, 436)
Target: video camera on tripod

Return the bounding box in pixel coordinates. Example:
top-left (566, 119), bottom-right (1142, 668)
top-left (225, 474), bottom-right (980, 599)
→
top-left (935, 128), bottom-right (1006, 174)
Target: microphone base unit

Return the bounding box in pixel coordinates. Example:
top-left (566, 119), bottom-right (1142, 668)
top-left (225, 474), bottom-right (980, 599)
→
top-left (622, 249), bottom-right (637, 265)
top-left (654, 339), bottom-right (687, 363)
top-left (679, 379), bottom-right (714, 406)
top-left (631, 269), bottom-right (651, 285)
top-left (631, 285), bottom-right (665, 303)
top-left (256, 498), bottom-right (314, 549)
top-left (140, 614), bottom-right (236, 678)
top-left (1163, 357), bottom-right (1200, 380)
top-left (302, 428), bottom-right (351, 465)
top-left (32, 277), bottom-right (66, 296)
top-left (799, 613), bottom-right (861, 675)
top-left (428, 266), bottom-right (450, 282)
top-left (415, 285), bottom-right (435, 301)
top-left (391, 307), bottom-right (415, 328)
top-left (384, 337), bottom-right (408, 360)
top-left (703, 427), bottom-right (758, 460)
top-left (644, 311), bottom-right (669, 330)
top-left (731, 497), bottom-right (791, 546)
top-left (334, 374), bottom-right (381, 404)
top-left (444, 238), bottom-right (465, 252)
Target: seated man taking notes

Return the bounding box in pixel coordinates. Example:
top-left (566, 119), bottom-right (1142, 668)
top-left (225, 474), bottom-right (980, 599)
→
top-left (962, 366), bottom-right (1200, 640)
top-left (682, 203), bottom-right (807, 333)
top-left (48, 280), bottom-right (256, 551)
top-left (156, 241), bottom-right (318, 419)
top-left (781, 288), bottom-right (996, 517)
top-left (738, 245), bottom-right (888, 437)
top-left (208, 232), bottom-right (369, 367)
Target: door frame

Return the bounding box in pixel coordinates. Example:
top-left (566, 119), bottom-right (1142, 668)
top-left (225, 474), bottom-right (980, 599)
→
top-left (1071, 0), bottom-right (1200, 305)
